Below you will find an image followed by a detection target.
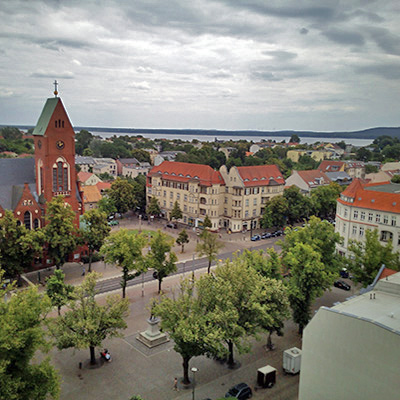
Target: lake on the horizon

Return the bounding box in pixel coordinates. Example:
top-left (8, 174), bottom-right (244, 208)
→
top-left (92, 131), bottom-right (373, 147)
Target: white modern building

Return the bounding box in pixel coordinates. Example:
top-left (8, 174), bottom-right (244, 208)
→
top-left (299, 271), bottom-right (400, 400)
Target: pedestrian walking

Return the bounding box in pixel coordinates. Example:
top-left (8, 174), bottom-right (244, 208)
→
top-left (173, 377), bottom-right (179, 391)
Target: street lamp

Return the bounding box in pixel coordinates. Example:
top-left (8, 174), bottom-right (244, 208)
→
top-left (191, 367), bottom-right (198, 400)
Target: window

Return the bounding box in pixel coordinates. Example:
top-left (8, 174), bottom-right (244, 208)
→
top-left (384, 215), bottom-right (389, 224)
top-left (380, 231), bottom-right (393, 242)
top-left (252, 209), bottom-right (256, 216)
top-left (184, 205), bottom-right (187, 212)
top-left (170, 192), bottom-right (173, 199)
top-left (163, 190), bottom-right (166, 197)
top-left (254, 188), bottom-right (258, 195)
top-left (225, 197), bottom-right (228, 204)
top-left (245, 188), bottom-right (250, 195)
top-left (169, 202), bottom-right (173, 208)
top-left (24, 211), bottom-right (31, 230)
top-left (344, 208), bottom-right (348, 218)
top-left (33, 218), bottom-right (39, 229)
top-left (352, 225), bottom-right (357, 235)
top-left (342, 223), bottom-right (346, 233)
top-left (184, 194), bottom-right (187, 201)
top-left (253, 198), bottom-right (257, 206)
top-left (177, 193), bottom-right (180, 200)
top-left (392, 217), bottom-right (396, 227)
top-left (359, 226), bottom-right (364, 237)
top-left (353, 210), bottom-right (358, 220)
top-left (376, 214), bottom-right (381, 223)
top-left (163, 200), bottom-right (166, 206)
top-left (245, 210), bottom-right (249, 217)
top-left (245, 199), bottom-right (249, 207)
top-left (360, 212), bottom-right (365, 221)
top-left (368, 213), bottom-right (373, 222)
top-left (52, 161), bottom-right (69, 192)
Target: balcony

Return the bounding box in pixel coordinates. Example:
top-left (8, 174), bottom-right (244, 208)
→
top-left (200, 197), bottom-right (207, 205)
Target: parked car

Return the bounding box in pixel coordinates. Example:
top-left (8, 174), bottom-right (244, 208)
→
top-left (334, 280), bottom-right (351, 291)
top-left (261, 232), bottom-right (272, 239)
top-left (251, 234), bottom-right (261, 241)
top-left (271, 230), bottom-right (283, 237)
top-left (166, 222), bottom-right (178, 228)
top-left (225, 382), bottom-right (253, 399)
top-left (339, 268), bottom-right (349, 278)
top-left (108, 220), bottom-right (119, 226)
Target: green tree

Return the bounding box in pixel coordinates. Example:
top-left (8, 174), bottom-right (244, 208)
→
top-left (0, 210), bottom-right (44, 279)
top-left (391, 175), bottom-right (400, 184)
top-left (48, 272), bottom-right (129, 365)
top-left (197, 260), bottom-right (289, 366)
top-left (284, 242), bottom-right (333, 334)
top-left (365, 164), bottom-right (378, 174)
top-left (203, 215), bottom-right (212, 229)
top-left (355, 147), bottom-right (372, 162)
top-left (132, 174), bottom-right (147, 212)
top-left (261, 195), bottom-right (287, 229)
top-left (0, 126), bottom-right (22, 140)
top-left (108, 178), bottom-right (136, 214)
top-left (101, 229), bottom-right (148, 298)
top-left (283, 186), bottom-right (312, 224)
top-left (170, 200), bottom-right (183, 221)
top-left (146, 196), bottom-right (161, 217)
top-left (75, 129), bottom-right (93, 155)
top-left (98, 196), bottom-right (117, 216)
top-left (152, 279), bottom-right (221, 384)
top-left (44, 196), bottom-right (78, 269)
top-left (310, 182), bottom-right (342, 218)
top-left (0, 271), bottom-right (60, 400)
top-left (196, 230), bottom-right (223, 274)
top-left (147, 230), bottom-right (178, 293)
top-left (82, 148), bottom-right (94, 157)
top-left (345, 229), bottom-right (400, 287)
top-left (81, 209), bottom-right (111, 272)
top-left (46, 269), bottom-right (74, 315)
top-left (176, 229), bottom-right (190, 253)
top-left (289, 134), bottom-right (300, 143)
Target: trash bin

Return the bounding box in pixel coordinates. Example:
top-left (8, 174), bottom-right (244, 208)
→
top-left (257, 365), bottom-right (277, 388)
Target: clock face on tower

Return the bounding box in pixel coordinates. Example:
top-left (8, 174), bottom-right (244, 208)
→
top-left (56, 140), bottom-right (65, 150)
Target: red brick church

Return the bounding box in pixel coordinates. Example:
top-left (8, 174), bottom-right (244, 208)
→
top-left (0, 85), bottom-right (83, 263)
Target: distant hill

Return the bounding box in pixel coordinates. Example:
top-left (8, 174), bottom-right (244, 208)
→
top-left (5, 125), bottom-right (400, 140)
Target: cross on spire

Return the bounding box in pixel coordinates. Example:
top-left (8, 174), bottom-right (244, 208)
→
top-left (53, 80), bottom-right (58, 97)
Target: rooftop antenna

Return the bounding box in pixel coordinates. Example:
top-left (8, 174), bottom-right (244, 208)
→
top-left (53, 80), bottom-right (58, 97)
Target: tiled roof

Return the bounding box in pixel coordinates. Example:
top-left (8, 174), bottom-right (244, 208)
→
top-left (82, 185), bottom-right (102, 203)
top-left (319, 160), bottom-right (344, 172)
top-left (96, 182), bottom-right (112, 192)
top-left (118, 158), bottom-right (140, 165)
top-left (338, 179), bottom-right (400, 213)
top-left (236, 165), bottom-right (285, 187)
top-left (297, 170), bottom-right (331, 187)
top-left (148, 161), bottom-right (224, 187)
top-left (78, 171), bottom-right (94, 183)
top-left (379, 268), bottom-right (398, 281)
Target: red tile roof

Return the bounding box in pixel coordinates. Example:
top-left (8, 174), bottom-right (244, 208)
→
top-left (236, 165), bottom-right (285, 187)
top-left (96, 182), bottom-right (112, 192)
top-left (82, 185), bottom-right (102, 203)
top-left (338, 179), bottom-right (400, 213)
top-left (379, 267), bottom-right (398, 280)
top-left (78, 171), bottom-right (94, 183)
top-left (319, 160), bottom-right (345, 172)
top-left (148, 161), bottom-right (224, 187)
top-left (297, 170), bottom-right (331, 187)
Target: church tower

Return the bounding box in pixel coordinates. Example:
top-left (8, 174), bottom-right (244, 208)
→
top-left (32, 82), bottom-right (83, 225)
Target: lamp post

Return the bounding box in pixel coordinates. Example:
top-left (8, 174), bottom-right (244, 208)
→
top-left (191, 367), bottom-right (198, 400)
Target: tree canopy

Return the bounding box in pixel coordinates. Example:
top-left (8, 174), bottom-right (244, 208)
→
top-left (196, 230), bottom-right (223, 274)
top-left (108, 178), bottom-right (136, 214)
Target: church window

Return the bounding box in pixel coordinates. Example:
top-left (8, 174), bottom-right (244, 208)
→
top-left (24, 211), bottom-right (31, 230)
top-left (53, 159), bottom-right (70, 192)
top-left (62, 121), bottom-right (64, 128)
top-left (33, 218), bottom-right (39, 229)
top-left (55, 120), bottom-right (58, 128)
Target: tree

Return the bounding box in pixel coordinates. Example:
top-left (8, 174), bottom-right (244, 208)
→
top-left (310, 182), bottom-right (342, 218)
top-left (176, 229), bottom-right (190, 253)
top-left (146, 196), bottom-right (161, 217)
top-left (196, 230), bottom-right (223, 274)
top-left (345, 229), bottom-right (400, 287)
top-left (0, 270), bottom-right (60, 400)
top-left (44, 196), bottom-right (78, 269)
top-left (108, 178), bottom-right (136, 214)
top-left (101, 229), bottom-right (148, 298)
top-left (197, 260), bottom-right (289, 366)
top-left (203, 215), bottom-right (212, 229)
top-left (284, 242), bottom-right (333, 335)
top-left (75, 129), bottom-right (93, 155)
top-left (98, 196), bottom-right (117, 216)
top-left (81, 209), bottom-right (111, 272)
top-left (0, 210), bottom-right (44, 279)
top-left (170, 201), bottom-right (183, 221)
top-left (355, 147), bottom-right (372, 162)
top-left (261, 195), bottom-right (287, 229)
top-left (48, 272), bottom-right (129, 365)
top-left (46, 269), bottom-right (74, 315)
top-left (0, 126), bottom-right (22, 140)
top-left (283, 186), bottom-right (312, 224)
top-left (391, 175), bottom-right (400, 184)
top-left (289, 134), bottom-right (300, 143)
top-left (152, 279), bottom-right (221, 384)
top-left (132, 174), bottom-right (147, 212)
top-left (147, 230), bottom-right (178, 293)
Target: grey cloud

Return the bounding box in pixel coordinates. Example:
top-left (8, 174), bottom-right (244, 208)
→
top-left (30, 70), bottom-right (75, 79)
top-left (322, 29), bottom-right (365, 46)
top-left (365, 27), bottom-right (400, 56)
top-left (207, 70), bottom-right (233, 79)
top-left (262, 50), bottom-right (297, 61)
top-left (249, 70), bottom-right (282, 82)
top-left (300, 28), bottom-right (309, 35)
top-left (355, 63), bottom-right (400, 80)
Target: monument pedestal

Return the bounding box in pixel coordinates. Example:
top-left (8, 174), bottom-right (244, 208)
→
top-left (137, 318), bottom-right (169, 348)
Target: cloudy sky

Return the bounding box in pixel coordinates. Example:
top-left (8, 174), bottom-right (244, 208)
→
top-left (0, 0), bottom-right (399, 132)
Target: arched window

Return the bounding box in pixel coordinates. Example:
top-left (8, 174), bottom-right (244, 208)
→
top-left (24, 211), bottom-right (31, 230)
top-left (55, 120), bottom-right (58, 128)
top-left (62, 121), bottom-right (64, 128)
top-left (33, 218), bottom-right (39, 229)
top-left (52, 158), bottom-right (70, 192)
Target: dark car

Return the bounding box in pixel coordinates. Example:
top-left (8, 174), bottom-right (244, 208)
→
top-left (261, 232), bottom-right (272, 239)
top-left (166, 222), bottom-right (178, 228)
top-left (225, 382), bottom-right (252, 399)
top-left (334, 280), bottom-right (351, 291)
top-left (339, 268), bottom-right (349, 278)
top-left (251, 234), bottom-right (261, 241)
